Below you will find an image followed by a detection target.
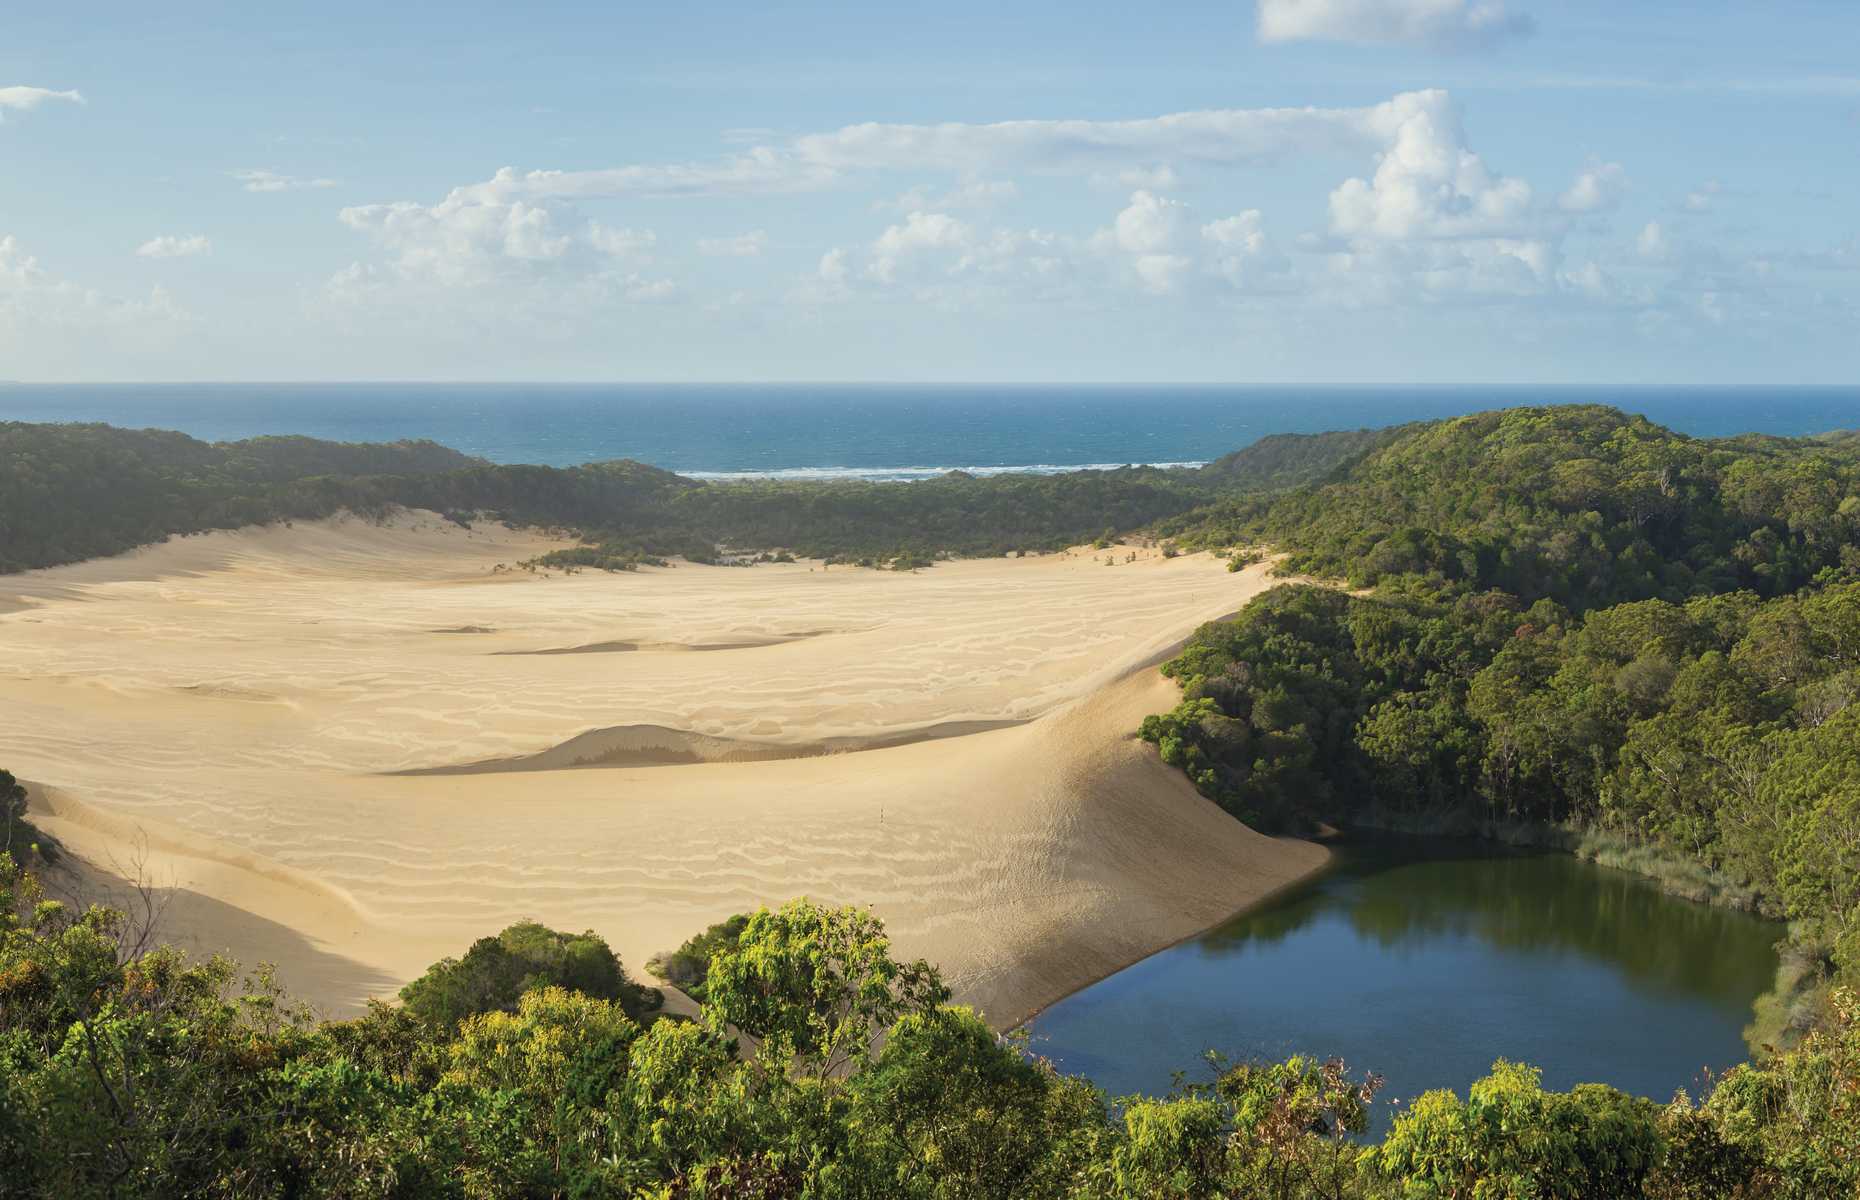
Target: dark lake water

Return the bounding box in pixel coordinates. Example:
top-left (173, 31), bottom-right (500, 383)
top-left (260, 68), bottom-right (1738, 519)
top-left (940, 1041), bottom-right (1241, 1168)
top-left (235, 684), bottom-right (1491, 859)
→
top-left (1024, 844), bottom-right (1780, 1124)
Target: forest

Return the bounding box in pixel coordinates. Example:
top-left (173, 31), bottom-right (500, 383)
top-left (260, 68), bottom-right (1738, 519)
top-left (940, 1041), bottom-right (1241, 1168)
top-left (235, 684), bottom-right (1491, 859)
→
top-left (2, 864), bottom-right (1855, 1198)
top-left (1139, 406), bottom-right (1860, 1046)
top-left (0, 417), bottom-right (1385, 573)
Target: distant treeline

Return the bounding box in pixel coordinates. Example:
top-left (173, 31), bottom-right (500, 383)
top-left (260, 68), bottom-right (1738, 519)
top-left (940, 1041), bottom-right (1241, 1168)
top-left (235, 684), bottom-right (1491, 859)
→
top-left (10, 408), bottom-right (1858, 579)
top-left (1141, 406), bottom-right (1860, 1044)
top-left (0, 423), bottom-right (481, 572)
top-left (0, 417), bottom-right (1394, 574)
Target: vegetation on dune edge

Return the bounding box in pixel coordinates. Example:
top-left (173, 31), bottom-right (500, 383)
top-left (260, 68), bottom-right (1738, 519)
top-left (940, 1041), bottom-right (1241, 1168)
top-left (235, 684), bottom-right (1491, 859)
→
top-left (3, 857), bottom-right (1857, 1198)
top-left (1140, 406), bottom-right (1860, 1050)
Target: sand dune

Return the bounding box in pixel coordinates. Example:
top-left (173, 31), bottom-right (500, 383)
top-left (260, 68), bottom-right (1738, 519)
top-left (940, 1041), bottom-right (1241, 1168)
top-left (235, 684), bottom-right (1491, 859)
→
top-left (1, 512), bottom-right (1325, 1026)
top-left (389, 718), bottom-right (1031, 774)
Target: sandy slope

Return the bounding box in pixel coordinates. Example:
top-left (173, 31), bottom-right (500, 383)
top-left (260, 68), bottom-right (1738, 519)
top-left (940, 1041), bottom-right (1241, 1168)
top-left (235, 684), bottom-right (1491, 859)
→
top-left (1, 512), bottom-right (1325, 1025)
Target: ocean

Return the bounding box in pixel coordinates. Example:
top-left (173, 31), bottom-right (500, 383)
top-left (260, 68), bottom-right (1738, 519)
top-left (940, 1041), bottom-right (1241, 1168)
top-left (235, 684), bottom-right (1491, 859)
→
top-left (2, 383), bottom-right (1856, 479)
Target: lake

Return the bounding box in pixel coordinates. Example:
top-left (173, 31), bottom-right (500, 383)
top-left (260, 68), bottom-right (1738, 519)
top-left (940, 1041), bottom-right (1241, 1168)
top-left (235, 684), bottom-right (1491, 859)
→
top-left (1023, 843), bottom-right (1780, 1125)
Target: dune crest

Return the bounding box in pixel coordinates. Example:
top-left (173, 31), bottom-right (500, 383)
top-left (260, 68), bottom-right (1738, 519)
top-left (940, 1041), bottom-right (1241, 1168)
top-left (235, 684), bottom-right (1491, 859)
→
top-left (389, 718), bottom-right (1030, 774)
top-left (1, 513), bottom-right (1325, 1024)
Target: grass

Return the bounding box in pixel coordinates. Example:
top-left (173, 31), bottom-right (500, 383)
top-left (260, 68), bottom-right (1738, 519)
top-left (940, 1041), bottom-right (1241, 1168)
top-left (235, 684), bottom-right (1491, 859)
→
top-left (1567, 830), bottom-right (1764, 913)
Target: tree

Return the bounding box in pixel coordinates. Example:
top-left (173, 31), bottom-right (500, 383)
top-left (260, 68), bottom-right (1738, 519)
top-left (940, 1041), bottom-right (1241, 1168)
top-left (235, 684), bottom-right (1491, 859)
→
top-left (398, 920), bottom-right (660, 1030)
top-left (1370, 1061), bottom-right (1662, 1200)
top-left (841, 1005), bottom-right (1062, 1199)
top-left (1, 769), bottom-right (28, 856)
top-left (704, 899), bottom-right (948, 1077)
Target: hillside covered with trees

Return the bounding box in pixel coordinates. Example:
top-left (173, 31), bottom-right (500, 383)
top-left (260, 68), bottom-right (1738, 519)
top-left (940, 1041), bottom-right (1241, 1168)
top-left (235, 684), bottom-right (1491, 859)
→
top-left (1140, 406), bottom-right (1860, 1044)
top-left (0, 415), bottom-right (1436, 575)
top-left (1159, 405), bottom-right (1860, 607)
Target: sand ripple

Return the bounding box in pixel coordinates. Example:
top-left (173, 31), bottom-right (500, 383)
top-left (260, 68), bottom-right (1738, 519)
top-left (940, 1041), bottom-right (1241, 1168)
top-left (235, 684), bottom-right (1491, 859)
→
top-left (2, 511), bottom-right (1325, 1023)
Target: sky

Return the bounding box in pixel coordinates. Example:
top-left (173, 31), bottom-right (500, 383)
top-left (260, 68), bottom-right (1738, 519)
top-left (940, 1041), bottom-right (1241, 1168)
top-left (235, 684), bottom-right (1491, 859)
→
top-left (3, 1), bottom-right (1859, 384)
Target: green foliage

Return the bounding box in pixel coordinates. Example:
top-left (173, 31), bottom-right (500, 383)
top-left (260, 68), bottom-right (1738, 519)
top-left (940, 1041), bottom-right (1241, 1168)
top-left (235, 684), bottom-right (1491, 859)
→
top-left (1161, 405), bottom-right (1860, 608)
top-left (703, 898), bottom-right (949, 1076)
top-left (0, 420), bottom-right (1218, 574)
top-left (647, 911), bottom-right (749, 1002)
top-left (398, 919), bottom-right (661, 1031)
top-left (840, 1005), bottom-right (1072, 1198)
top-left (1371, 1061), bottom-right (1664, 1199)
top-left (0, 769), bottom-right (34, 861)
top-left (1144, 576), bottom-right (1860, 998)
top-left (1690, 987), bottom-right (1860, 1200)
top-left (1196, 424), bottom-right (1414, 491)
top-left (5, 855), bottom-right (1860, 1198)
top-left (0, 421), bottom-right (476, 571)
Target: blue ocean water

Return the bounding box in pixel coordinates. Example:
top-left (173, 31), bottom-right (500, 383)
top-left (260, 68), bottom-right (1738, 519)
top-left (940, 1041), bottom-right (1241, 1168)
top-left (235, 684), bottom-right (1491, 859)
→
top-left (1, 383), bottom-right (1855, 478)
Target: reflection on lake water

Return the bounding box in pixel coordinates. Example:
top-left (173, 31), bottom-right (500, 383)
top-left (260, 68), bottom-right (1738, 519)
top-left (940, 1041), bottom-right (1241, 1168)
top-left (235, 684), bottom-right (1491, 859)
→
top-left (1025, 843), bottom-right (1780, 1125)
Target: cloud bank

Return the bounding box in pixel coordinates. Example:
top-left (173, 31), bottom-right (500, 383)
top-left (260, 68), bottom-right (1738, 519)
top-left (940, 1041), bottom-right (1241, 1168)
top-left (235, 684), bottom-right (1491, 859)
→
top-left (136, 235), bottom-right (212, 259)
top-left (1255, 0), bottom-right (1533, 49)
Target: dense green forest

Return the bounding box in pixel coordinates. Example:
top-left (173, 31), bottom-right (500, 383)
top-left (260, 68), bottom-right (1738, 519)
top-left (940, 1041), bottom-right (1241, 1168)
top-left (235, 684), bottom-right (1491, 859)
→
top-left (0, 423), bottom-right (481, 572)
top-left (1195, 424), bottom-right (1414, 491)
top-left (10, 406), bottom-right (1856, 581)
top-left (1140, 406), bottom-right (1860, 1044)
top-left (0, 416), bottom-right (1396, 573)
top-left (1157, 406), bottom-right (1860, 607)
top-left (2, 860), bottom-right (1855, 1198)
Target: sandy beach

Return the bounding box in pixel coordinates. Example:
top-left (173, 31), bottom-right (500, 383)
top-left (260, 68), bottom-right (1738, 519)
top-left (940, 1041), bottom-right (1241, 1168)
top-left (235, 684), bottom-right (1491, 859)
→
top-left (1, 512), bottom-right (1326, 1026)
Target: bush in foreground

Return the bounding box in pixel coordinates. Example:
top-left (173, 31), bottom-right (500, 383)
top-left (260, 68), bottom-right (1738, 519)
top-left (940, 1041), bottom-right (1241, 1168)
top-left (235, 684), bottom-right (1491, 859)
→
top-left (4, 855), bottom-right (1859, 1197)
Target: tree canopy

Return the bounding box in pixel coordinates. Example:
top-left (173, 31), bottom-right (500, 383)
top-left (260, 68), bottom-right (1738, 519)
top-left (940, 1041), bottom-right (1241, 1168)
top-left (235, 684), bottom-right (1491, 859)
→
top-left (3, 855), bottom-right (1856, 1197)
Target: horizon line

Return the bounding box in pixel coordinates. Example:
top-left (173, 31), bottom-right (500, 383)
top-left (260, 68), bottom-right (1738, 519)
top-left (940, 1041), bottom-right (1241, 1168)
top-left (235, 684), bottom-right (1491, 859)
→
top-left (4, 380), bottom-right (1858, 390)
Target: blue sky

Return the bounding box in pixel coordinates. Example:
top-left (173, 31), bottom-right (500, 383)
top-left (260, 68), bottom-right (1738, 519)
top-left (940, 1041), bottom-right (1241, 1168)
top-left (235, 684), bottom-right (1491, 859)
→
top-left (3, 1), bottom-right (1858, 382)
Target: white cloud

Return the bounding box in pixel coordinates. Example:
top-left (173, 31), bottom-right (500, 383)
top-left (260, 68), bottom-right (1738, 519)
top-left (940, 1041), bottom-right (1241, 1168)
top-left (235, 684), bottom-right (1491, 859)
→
top-left (450, 150), bottom-right (821, 204)
top-left (330, 186), bottom-right (676, 328)
top-left (135, 234), bottom-right (211, 259)
top-left (1110, 190), bottom-right (1191, 255)
top-left (867, 212), bottom-right (972, 282)
top-left (351, 89), bottom-right (1484, 260)
top-left (817, 248), bottom-right (850, 284)
top-left (1637, 220), bottom-right (1670, 260)
top-left (231, 169), bottom-right (340, 193)
top-left (1682, 180), bottom-right (1723, 213)
top-left (1328, 97), bottom-right (1535, 240)
top-left (1559, 260), bottom-right (1610, 298)
top-left (882, 179), bottom-right (1020, 211)
top-left (342, 88), bottom-right (1643, 326)
top-left (791, 100), bottom-right (1400, 175)
top-left (697, 230), bottom-right (769, 257)
top-left (1098, 191), bottom-right (1195, 293)
top-left (790, 88), bottom-right (1567, 306)
top-left (1256, 0), bottom-right (1533, 49)
top-left (1203, 211), bottom-right (1283, 288)
top-left (0, 236), bottom-right (190, 366)
top-left (820, 188), bottom-right (1289, 305)
top-left (588, 224), bottom-right (657, 256)
top-left (1106, 165), bottom-right (1181, 191)
top-left (0, 86), bottom-right (84, 120)
top-left (1559, 162), bottom-right (1625, 213)
top-left (1093, 193), bottom-right (1287, 296)
top-left (422, 95), bottom-right (1437, 222)
top-left (339, 194), bottom-right (574, 285)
